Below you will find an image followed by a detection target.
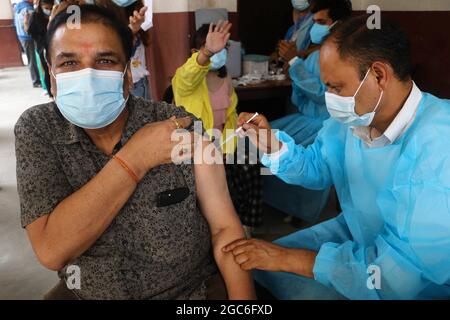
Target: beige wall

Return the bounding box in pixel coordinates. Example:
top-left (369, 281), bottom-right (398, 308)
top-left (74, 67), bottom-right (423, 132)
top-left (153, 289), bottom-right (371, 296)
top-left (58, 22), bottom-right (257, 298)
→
top-left (153, 0), bottom-right (237, 13)
top-left (0, 0), bottom-right (14, 19)
top-left (351, 0), bottom-right (450, 11)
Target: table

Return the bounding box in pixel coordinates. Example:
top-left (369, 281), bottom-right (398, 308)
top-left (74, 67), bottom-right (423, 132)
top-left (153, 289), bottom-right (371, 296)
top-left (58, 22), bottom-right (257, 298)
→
top-left (234, 79), bottom-right (292, 121)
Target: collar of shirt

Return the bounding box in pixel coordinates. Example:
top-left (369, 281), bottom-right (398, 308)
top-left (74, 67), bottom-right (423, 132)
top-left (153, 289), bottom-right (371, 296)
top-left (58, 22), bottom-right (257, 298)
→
top-left (351, 81), bottom-right (423, 148)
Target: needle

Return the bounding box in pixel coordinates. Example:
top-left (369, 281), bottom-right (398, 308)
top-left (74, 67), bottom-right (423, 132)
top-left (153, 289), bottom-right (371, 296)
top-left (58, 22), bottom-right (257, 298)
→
top-left (221, 112), bottom-right (259, 147)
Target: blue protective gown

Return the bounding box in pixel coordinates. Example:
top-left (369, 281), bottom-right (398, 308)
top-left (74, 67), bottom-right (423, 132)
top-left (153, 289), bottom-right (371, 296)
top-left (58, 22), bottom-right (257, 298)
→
top-left (284, 13), bottom-right (314, 52)
top-left (259, 92), bottom-right (450, 299)
top-left (264, 50), bottom-right (330, 222)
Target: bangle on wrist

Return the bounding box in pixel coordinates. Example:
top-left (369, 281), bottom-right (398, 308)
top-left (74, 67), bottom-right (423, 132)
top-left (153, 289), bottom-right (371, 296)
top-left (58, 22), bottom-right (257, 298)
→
top-left (112, 154), bottom-right (140, 184)
top-left (202, 47), bottom-right (214, 58)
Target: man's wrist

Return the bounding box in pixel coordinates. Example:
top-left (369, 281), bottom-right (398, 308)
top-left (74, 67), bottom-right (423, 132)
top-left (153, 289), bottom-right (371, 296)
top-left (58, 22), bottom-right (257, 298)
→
top-left (116, 147), bottom-right (148, 181)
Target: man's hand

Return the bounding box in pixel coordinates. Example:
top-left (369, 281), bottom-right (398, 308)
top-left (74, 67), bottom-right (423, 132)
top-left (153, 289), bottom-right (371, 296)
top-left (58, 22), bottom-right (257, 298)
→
top-left (237, 112), bottom-right (282, 154)
top-left (119, 116), bottom-right (194, 179)
top-left (129, 6), bottom-right (147, 34)
top-left (205, 20), bottom-right (232, 54)
top-left (279, 40), bottom-right (298, 62)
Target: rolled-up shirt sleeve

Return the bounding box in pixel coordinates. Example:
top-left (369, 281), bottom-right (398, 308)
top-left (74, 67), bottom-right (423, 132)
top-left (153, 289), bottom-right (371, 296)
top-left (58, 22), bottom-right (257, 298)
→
top-left (14, 112), bottom-right (72, 228)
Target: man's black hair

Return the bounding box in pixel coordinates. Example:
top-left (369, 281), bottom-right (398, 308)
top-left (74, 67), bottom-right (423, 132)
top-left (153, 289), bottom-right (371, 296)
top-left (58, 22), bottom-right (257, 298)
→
top-left (45, 4), bottom-right (133, 64)
top-left (192, 24), bottom-right (228, 79)
top-left (328, 14), bottom-right (412, 82)
top-left (311, 0), bottom-right (353, 22)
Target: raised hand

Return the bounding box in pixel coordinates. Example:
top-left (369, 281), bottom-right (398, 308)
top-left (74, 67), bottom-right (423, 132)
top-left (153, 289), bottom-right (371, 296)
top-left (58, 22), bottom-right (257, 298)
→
top-left (205, 20), bottom-right (232, 54)
top-left (129, 6), bottom-right (148, 34)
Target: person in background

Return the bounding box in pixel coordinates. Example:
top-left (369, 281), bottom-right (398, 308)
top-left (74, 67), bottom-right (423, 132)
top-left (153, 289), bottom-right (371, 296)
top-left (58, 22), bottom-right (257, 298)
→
top-left (110, 0), bottom-right (152, 100)
top-left (14, 0), bottom-right (41, 88)
top-left (172, 23), bottom-right (263, 230)
top-left (227, 15), bottom-right (450, 300)
top-left (278, 0), bottom-right (315, 63)
top-left (28, 0), bottom-right (54, 97)
top-left (263, 0), bottom-right (352, 226)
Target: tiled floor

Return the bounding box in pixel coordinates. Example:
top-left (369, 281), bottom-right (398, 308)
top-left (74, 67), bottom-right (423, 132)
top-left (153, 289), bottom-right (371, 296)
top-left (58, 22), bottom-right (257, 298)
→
top-left (0, 67), bottom-right (58, 300)
top-left (0, 66), bottom-right (338, 299)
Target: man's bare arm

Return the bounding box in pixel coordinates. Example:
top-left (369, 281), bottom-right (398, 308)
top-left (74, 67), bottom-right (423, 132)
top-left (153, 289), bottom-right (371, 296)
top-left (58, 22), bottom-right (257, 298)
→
top-left (194, 141), bottom-right (256, 300)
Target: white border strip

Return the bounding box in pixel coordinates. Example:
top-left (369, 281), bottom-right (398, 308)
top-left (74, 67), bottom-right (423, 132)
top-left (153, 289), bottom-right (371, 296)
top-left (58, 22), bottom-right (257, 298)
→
top-left (351, 0), bottom-right (450, 11)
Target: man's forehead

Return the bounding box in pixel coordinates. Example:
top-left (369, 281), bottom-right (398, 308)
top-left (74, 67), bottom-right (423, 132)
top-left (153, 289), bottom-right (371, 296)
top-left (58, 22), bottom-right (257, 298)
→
top-left (320, 41), bottom-right (358, 83)
top-left (51, 23), bottom-right (124, 58)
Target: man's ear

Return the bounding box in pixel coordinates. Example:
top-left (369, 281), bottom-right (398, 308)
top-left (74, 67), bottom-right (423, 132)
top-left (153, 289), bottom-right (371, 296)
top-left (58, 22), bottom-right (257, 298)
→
top-left (123, 63), bottom-right (133, 97)
top-left (372, 61), bottom-right (389, 91)
top-left (48, 62), bottom-right (57, 97)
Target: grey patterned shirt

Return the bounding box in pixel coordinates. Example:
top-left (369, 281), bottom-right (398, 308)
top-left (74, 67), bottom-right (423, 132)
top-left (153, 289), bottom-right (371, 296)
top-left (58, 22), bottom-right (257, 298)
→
top-left (14, 96), bottom-right (217, 299)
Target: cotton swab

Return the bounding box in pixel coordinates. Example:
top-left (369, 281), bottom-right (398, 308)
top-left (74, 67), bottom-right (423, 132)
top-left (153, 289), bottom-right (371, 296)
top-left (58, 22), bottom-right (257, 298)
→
top-left (221, 112), bottom-right (259, 147)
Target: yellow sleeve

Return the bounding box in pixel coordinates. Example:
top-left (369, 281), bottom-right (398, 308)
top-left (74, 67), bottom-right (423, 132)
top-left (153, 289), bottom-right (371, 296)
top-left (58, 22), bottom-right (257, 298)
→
top-left (172, 52), bottom-right (211, 98)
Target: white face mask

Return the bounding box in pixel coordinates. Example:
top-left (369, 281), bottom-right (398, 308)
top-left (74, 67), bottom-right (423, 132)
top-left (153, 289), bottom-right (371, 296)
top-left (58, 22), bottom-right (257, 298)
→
top-left (325, 69), bottom-right (384, 127)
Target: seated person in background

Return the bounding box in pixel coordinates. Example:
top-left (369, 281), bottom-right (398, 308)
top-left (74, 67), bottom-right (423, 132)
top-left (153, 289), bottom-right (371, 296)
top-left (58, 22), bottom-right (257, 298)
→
top-left (227, 15), bottom-right (450, 300)
top-left (263, 0), bottom-right (352, 225)
top-left (173, 22), bottom-right (237, 153)
top-left (15, 5), bottom-right (255, 300)
top-left (277, 0), bottom-right (316, 64)
top-left (172, 23), bottom-right (263, 230)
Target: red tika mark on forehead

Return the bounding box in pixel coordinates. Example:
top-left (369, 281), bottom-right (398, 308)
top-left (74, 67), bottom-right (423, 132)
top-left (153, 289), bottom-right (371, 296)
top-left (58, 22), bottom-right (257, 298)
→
top-left (79, 42), bottom-right (93, 52)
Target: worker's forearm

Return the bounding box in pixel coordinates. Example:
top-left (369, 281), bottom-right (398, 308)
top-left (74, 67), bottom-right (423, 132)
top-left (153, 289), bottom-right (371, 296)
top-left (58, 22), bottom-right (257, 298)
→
top-left (281, 248), bottom-right (317, 279)
top-left (38, 148), bottom-right (141, 269)
top-left (213, 227), bottom-right (256, 300)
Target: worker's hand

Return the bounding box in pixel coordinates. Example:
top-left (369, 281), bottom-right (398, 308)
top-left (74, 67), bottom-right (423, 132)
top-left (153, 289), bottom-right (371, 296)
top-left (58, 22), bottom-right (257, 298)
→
top-left (279, 41), bottom-right (297, 61)
top-left (237, 113), bottom-right (282, 154)
top-left (119, 116), bottom-right (195, 179)
top-left (205, 20), bottom-right (232, 54)
top-left (222, 238), bottom-right (288, 272)
top-left (279, 41), bottom-right (298, 62)
top-left (129, 6), bottom-right (147, 34)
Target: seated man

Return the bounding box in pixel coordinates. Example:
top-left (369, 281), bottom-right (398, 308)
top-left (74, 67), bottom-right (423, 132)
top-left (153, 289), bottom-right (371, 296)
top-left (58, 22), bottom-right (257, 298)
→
top-left (264, 0), bottom-right (352, 224)
top-left (278, 0), bottom-right (315, 62)
top-left (226, 15), bottom-right (450, 299)
top-left (15, 5), bottom-right (255, 300)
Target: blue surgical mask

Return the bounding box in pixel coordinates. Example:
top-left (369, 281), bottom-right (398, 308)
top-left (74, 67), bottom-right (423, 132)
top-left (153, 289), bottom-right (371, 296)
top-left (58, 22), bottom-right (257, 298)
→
top-left (210, 49), bottom-right (227, 71)
top-left (52, 67), bottom-right (128, 129)
top-left (310, 23), bottom-right (331, 44)
top-left (325, 69), bottom-right (384, 127)
top-left (292, 0), bottom-right (309, 11)
top-left (111, 0), bottom-right (137, 7)
top-left (42, 8), bottom-right (51, 16)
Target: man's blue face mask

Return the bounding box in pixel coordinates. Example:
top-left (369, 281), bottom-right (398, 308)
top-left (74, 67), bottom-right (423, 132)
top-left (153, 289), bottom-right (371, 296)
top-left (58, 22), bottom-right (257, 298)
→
top-left (310, 22), bottom-right (331, 44)
top-left (111, 0), bottom-right (137, 7)
top-left (51, 67), bottom-right (129, 129)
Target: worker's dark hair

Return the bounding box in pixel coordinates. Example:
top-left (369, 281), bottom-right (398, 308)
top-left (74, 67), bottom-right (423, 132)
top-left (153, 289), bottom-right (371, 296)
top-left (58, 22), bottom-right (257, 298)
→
top-left (311, 0), bottom-right (353, 22)
top-left (34, 0), bottom-right (54, 16)
top-left (45, 4), bottom-right (133, 64)
top-left (192, 24), bottom-right (228, 78)
top-left (327, 14), bottom-right (412, 82)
